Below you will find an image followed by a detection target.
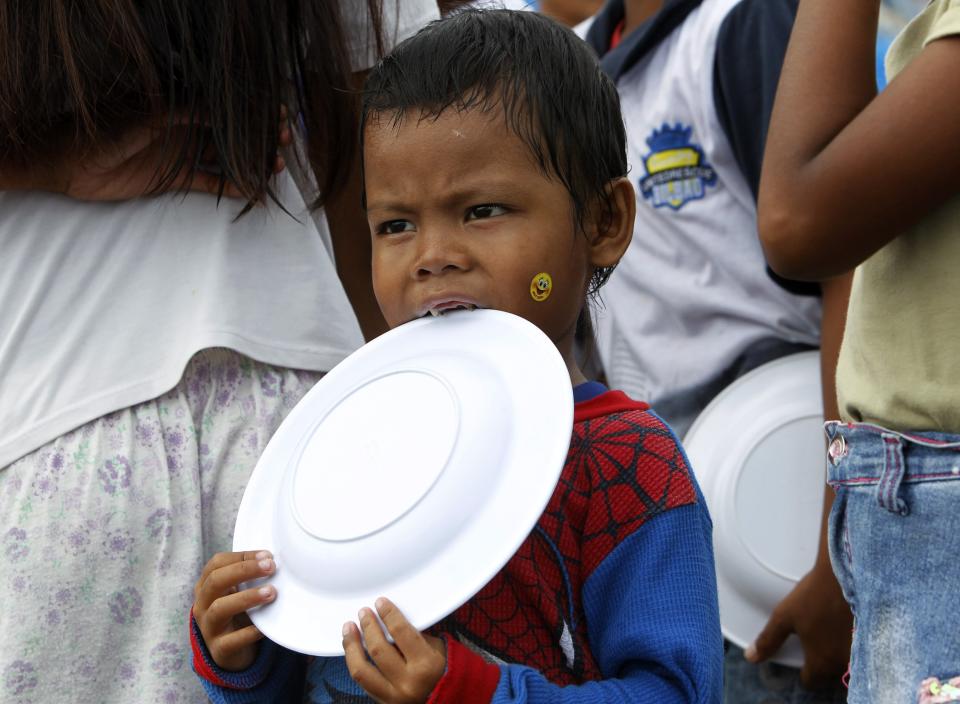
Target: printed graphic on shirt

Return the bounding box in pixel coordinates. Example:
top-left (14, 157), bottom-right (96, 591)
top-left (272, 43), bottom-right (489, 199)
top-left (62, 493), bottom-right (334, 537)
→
top-left (639, 123), bottom-right (717, 210)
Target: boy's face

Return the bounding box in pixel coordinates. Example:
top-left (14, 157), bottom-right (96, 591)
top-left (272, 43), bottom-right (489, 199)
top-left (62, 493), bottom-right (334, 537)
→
top-left (364, 108), bottom-right (591, 367)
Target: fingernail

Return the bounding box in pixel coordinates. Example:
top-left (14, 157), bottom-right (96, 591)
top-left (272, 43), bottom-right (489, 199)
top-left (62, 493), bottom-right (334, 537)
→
top-left (255, 551), bottom-right (271, 560)
top-left (375, 597), bottom-right (386, 611)
top-left (258, 586), bottom-right (274, 599)
top-left (342, 622), bottom-right (352, 637)
top-left (258, 558), bottom-right (274, 571)
top-left (358, 608), bottom-right (368, 621)
top-left (744, 643), bottom-right (757, 662)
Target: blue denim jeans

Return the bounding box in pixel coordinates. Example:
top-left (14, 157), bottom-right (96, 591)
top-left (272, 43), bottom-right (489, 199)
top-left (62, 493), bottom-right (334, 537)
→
top-left (825, 422), bottom-right (960, 704)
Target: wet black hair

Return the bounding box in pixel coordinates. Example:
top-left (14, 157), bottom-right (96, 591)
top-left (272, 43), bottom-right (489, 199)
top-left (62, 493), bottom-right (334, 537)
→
top-left (0, 1), bottom-right (384, 211)
top-left (361, 9), bottom-right (628, 293)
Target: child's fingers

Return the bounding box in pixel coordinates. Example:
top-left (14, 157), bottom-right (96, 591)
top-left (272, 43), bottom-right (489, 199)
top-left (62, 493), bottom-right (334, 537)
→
top-left (343, 621), bottom-right (394, 702)
top-left (201, 584), bottom-right (276, 636)
top-left (194, 552), bottom-right (274, 611)
top-left (211, 623), bottom-right (267, 658)
top-left (358, 607), bottom-right (406, 679)
top-left (206, 622), bottom-right (267, 674)
top-left (194, 550), bottom-right (269, 604)
top-left (203, 556), bottom-right (275, 601)
top-left (196, 551), bottom-right (268, 592)
top-left (374, 597), bottom-right (429, 660)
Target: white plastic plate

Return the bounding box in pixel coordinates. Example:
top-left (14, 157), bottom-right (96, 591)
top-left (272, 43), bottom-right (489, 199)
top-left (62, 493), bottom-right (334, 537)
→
top-left (233, 309), bottom-right (574, 655)
top-left (683, 352), bottom-right (825, 668)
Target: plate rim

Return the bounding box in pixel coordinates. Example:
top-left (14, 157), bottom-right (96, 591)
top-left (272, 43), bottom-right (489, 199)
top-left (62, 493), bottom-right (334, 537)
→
top-left (683, 350), bottom-right (822, 668)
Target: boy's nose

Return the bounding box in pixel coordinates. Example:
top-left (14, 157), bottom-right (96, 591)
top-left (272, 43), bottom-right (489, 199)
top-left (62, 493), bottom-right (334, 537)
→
top-left (413, 230), bottom-right (471, 278)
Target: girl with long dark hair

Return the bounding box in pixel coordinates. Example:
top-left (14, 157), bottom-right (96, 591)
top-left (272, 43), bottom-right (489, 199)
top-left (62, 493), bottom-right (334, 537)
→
top-left (0, 2), bottom-right (438, 701)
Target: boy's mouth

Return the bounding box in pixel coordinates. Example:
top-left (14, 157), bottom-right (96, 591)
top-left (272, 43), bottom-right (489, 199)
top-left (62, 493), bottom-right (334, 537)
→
top-left (427, 303), bottom-right (477, 317)
top-left (416, 298), bottom-right (481, 319)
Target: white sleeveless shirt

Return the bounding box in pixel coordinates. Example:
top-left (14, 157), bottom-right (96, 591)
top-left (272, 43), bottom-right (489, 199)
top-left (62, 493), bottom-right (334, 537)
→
top-left (593, 0), bottom-right (821, 408)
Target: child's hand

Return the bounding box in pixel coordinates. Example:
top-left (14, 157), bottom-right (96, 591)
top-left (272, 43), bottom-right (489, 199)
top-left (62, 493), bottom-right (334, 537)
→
top-left (192, 550), bottom-right (277, 672)
top-left (343, 597), bottom-right (446, 704)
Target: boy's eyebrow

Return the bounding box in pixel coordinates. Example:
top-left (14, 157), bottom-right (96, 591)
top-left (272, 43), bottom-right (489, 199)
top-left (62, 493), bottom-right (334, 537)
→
top-left (366, 180), bottom-right (522, 215)
top-left (364, 202), bottom-right (417, 216)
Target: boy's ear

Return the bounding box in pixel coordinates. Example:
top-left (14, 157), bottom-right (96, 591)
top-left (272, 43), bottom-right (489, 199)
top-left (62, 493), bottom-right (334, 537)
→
top-left (586, 177), bottom-right (635, 269)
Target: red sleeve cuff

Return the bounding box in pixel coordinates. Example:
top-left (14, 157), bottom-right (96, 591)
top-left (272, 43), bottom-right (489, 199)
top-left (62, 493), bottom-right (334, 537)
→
top-left (189, 607), bottom-right (239, 689)
top-left (427, 636), bottom-right (501, 704)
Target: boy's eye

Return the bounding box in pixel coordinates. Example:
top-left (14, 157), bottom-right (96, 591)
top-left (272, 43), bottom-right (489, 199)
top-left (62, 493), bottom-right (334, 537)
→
top-left (466, 204), bottom-right (508, 220)
top-left (377, 219), bottom-right (416, 235)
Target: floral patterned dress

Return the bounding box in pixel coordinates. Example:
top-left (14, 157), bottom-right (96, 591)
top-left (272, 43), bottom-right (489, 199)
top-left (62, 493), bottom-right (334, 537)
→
top-left (0, 349), bottom-right (322, 703)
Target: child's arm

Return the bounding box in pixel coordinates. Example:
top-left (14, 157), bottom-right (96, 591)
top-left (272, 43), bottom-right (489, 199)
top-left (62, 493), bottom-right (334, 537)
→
top-left (491, 503), bottom-right (721, 704)
top-left (718, 8), bottom-right (857, 681)
top-left (758, 0), bottom-right (960, 280)
top-left (343, 503), bottom-right (722, 704)
top-left (190, 550), bottom-right (307, 703)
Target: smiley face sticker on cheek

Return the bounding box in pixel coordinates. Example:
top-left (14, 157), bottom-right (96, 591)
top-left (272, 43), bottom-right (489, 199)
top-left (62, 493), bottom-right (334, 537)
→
top-left (530, 272), bottom-right (553, 302)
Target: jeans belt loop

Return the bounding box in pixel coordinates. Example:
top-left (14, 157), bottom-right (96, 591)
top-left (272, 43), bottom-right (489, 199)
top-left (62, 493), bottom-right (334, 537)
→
top-left (878, 433), bottom-right (910, 516)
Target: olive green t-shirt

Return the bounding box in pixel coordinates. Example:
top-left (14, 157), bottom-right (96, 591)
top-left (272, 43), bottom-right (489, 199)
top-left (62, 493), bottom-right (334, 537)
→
top-left (836, 0), bottom-right (960, 432)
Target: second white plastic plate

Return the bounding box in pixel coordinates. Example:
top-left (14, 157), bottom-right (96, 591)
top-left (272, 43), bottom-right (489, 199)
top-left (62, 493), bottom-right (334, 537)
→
top-left (684, 352), bottom-right (825, 668)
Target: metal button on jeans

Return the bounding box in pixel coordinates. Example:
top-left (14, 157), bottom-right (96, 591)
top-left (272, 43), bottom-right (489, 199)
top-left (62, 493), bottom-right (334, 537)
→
top-left (828, 435), bottom-right (847, 466)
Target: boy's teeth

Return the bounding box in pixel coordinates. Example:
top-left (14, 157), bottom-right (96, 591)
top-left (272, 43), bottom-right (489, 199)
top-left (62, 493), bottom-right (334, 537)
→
top-left (428, 304), bottom-right (477, 317)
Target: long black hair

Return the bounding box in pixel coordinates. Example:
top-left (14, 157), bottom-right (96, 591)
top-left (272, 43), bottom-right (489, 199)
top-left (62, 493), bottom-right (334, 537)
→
top-left (362, 9), bottom-right (627, 293)
top-left (0, 1), bottom-right (383, 208)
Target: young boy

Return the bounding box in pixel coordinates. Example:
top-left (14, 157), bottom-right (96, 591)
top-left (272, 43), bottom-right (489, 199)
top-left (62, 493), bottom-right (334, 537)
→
top-left (582, 1), bottom-right (852, 701)
top-left (189, 10), bottom-right (723, 703)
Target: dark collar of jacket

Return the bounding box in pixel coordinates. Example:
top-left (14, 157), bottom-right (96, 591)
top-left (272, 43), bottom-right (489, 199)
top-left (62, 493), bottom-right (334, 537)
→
top-left (585, 0), bottom-right (704, 82)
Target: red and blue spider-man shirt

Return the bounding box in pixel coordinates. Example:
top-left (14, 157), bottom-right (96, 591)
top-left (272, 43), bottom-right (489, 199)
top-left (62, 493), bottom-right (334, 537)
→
top-left (190, 384), bottom-right (723, 703)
